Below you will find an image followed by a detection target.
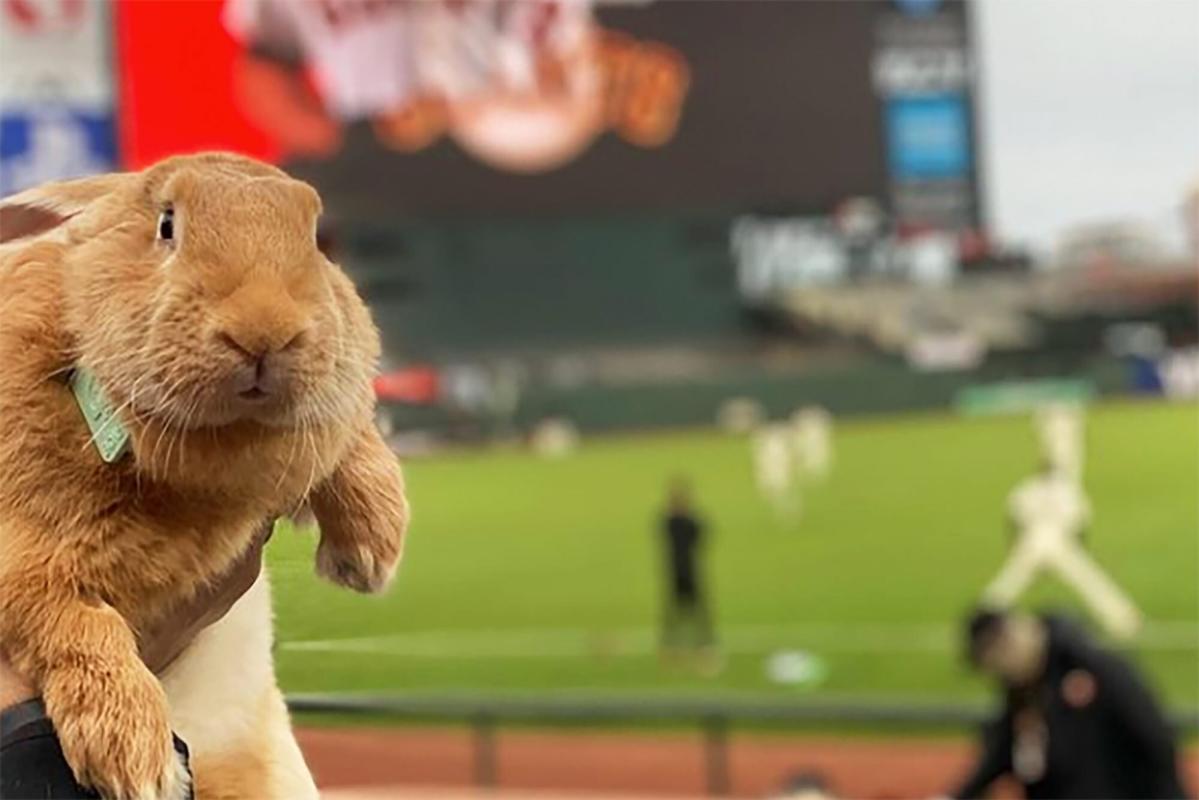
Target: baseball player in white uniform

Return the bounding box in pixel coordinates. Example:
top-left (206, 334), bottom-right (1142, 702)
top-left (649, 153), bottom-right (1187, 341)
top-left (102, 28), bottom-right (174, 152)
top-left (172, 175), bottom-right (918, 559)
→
top-left (753, 423), bottom-right (800, 518)
top-left (983, 465), bottom-right (1142, 640)
top-left (1036, 403), bottom-right (1085, 480)
top-left (790, 406), bottom-right (833, 482)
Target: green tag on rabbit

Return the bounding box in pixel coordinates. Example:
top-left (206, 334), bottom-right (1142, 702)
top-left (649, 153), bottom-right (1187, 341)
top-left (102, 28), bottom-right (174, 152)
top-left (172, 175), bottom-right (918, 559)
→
top-left (70, 368), bottom-right (130, 463)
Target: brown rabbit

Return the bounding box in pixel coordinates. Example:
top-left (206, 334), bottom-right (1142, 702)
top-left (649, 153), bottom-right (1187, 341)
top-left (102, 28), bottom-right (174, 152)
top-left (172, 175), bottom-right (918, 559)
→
top-left (0, 153), bottom-right (408, 799)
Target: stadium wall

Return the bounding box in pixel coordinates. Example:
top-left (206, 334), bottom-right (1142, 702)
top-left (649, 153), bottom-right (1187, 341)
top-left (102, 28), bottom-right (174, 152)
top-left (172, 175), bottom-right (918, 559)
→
top-left (389, 353), bottom-right (1132, 434)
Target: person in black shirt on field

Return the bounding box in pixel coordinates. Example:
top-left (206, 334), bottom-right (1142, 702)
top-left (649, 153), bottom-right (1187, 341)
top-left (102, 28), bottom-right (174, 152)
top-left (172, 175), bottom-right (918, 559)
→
top-left (659, 479), bottom-right (717, 667)
top-left (952, 608), bottom-right (1187, 799)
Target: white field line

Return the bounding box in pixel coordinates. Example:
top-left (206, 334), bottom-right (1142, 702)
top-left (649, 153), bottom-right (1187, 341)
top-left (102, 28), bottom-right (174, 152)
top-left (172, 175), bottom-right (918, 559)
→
top-left (279, 621), bottom-right (1198, 659)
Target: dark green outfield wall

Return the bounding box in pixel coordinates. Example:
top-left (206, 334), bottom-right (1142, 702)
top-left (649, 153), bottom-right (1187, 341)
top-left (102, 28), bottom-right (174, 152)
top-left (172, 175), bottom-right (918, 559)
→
top-left (385, 353), bottom-right (1131, 434)
top-left (344, 215), bottom-right (743, 363)
top-left (508, 356), bottom-right (1131, 433)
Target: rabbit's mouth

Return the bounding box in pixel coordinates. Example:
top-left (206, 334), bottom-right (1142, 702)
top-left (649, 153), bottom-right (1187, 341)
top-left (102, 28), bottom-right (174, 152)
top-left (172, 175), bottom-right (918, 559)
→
top-left (123, 373), bottom-right (307, 430)
top-left (106, 328), bottom-right (359, 431)
top-left (220, 383), bottom-right (306, 426)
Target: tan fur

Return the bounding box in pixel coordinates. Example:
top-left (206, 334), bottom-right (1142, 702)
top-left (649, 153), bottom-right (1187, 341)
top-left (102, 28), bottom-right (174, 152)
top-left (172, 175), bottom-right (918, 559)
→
top-left (192, 750), bottom-right (271, 800)
top-left (0, 153), bottom-right (408, 799)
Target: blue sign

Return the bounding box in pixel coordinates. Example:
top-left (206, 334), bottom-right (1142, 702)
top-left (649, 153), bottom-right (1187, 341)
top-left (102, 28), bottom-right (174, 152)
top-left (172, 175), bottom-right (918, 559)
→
top-left (893, 0), bottom-right (943, 15)
top-left (0, 105), bottom-right (116, 197)
top-left (885, 93), bottom-right (971, 180)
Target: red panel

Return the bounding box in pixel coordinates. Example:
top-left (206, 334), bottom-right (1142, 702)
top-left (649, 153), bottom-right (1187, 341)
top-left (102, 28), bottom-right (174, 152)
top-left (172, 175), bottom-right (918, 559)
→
top-left (114, 0), bottom-right (279, 168)
top-left (374, 367), bottom-right (442, 405)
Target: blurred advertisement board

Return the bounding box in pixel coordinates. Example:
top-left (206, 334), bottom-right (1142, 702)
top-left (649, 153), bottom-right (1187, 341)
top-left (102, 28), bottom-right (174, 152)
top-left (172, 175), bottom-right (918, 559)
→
top-left (731, 218), bottom-right (849, 298)
top-left (221, 0), bottom-right (688, 174)
top-left (956, 379), bottom-right (1095, 416)
top-left (0, 106), bottom-right (115, 195)
top-left (115, 1), bottom-right (968, 222)
top-left (885, 93), bottom-right (971, 180)
top-left (874, 0), bottom-right (979, 232)
top-left (0, 0), bottom-right (116, 195)
top-left (731, 212), bottom-right (960, 298)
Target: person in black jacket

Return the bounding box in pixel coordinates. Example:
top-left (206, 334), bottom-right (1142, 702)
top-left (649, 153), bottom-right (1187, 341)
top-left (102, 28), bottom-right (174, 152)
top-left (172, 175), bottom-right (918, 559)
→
top-left (952, 608), bottom-right (1187, 799)
top-left (658, 479), bottom-right (717, 666)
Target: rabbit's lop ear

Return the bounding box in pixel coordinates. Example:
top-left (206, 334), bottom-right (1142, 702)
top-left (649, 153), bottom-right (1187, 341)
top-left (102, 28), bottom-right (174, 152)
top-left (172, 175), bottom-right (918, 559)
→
top-left (0, 173), bottom-right (128, 244)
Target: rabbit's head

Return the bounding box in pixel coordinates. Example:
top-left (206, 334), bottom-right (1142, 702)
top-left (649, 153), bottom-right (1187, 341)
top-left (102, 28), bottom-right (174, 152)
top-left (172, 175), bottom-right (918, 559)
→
top-left (0, 153), bottom-right (379, 434)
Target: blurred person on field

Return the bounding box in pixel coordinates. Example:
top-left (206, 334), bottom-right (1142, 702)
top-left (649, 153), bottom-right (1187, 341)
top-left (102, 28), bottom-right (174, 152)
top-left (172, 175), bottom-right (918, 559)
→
top-left (1035, 403), bottom-right (1085, 481)
top-left (753, 423), bottom-right (800, 519)
top-left (951, 609), bottom-right (1186, 799)
top-left (658, 478), bottom-right (718, 672)
top-left (982, 459), bottom-right (1141, 640)
top-left (790, 406), bottom-right (833, 483)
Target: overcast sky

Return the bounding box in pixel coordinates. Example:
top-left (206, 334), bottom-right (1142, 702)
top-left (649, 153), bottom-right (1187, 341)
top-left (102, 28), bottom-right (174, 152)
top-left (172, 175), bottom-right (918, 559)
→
top-left (975, 0), bottom-right (1199, 254)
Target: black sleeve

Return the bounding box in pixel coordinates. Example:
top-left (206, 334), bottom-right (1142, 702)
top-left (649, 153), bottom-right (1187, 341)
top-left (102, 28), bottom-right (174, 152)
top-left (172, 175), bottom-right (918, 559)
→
top-left (1090, 652), bottom-right (1177, 766)
top-left (1, 700), bottom-right (193, 800)
top-left (952, 715), bottom-right (1013, 799)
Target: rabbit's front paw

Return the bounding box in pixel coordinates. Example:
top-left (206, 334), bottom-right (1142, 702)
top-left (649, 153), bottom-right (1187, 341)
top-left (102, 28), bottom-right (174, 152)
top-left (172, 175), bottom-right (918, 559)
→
top-left (315, 515), bottom-right (402, 594)
top-left (46, 663), bottom-right (190, 800)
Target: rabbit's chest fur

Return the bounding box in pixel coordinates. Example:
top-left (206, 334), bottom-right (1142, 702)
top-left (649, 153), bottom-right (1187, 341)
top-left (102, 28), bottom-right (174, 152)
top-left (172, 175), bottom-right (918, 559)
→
top-left (0, 383), bottom-right (348, 628)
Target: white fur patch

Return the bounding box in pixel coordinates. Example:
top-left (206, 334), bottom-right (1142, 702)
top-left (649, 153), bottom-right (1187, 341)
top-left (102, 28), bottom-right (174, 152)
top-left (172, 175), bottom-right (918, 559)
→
top-left (160, 571), bottom-right (318, 799)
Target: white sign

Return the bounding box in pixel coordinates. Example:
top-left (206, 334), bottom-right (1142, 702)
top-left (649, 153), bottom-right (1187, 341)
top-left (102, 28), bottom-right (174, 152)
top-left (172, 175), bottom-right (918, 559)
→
top-left (1158, 348), bottom-right (1199, 399)
top-left (906, 331), bottom-right (985, 372)
top-left (873, 47), bottom-right (970, 95)
top-left (0, 0), bottom-right (111, 105)
top-left (731, 217), bottom-right (848, 299)
top-left (731, 215), bottom-right (961, 298)
top-left (0, 0), bottom-right (114, 196)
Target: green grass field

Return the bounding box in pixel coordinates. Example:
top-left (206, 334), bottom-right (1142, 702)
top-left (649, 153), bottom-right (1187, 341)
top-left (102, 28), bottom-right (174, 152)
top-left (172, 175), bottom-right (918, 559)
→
top-left (268, 400), bottom-right (1198, 711)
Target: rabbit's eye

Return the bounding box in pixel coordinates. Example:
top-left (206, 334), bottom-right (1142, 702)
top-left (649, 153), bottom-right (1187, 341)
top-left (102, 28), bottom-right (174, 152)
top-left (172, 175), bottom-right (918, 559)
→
top-left (157, 207), bottom-right (175, 243)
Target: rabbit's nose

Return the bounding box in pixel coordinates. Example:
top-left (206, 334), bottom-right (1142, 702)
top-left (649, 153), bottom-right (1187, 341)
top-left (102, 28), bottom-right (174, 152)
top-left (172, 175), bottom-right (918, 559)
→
top-left (218, 328), bottom-right (305, 398)
top-left (218, 327), bottom-right (305, 360)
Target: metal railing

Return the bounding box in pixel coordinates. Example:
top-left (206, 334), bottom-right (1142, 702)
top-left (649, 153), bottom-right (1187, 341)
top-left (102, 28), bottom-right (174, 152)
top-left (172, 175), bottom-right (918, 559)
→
top-left (288, 693), bottom-right (1199, 796)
